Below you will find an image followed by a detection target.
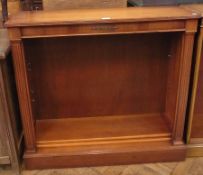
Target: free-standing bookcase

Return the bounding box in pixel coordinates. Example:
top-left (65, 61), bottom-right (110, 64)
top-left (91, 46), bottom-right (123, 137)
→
top-left (6, 7), bottom-right (198, 169)
top-left (182, 4), bottom-right (203, 157)
top-left (0, 29), bottom-right (22, 174)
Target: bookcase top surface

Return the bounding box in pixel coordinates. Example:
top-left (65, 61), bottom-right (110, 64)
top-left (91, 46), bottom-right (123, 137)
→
top-left (6, 6), bottom-right (200, 27)
top-left (182, 4), bottom-right (203, 15)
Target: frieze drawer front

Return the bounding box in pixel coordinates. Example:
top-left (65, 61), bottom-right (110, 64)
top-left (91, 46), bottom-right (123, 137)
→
top-left (20, 21), bottom-right (187, 38)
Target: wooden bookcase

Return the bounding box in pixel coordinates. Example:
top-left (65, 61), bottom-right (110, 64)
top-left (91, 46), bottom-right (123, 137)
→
top-left (182, 4), bottom-right (203, 157)
top-left (0, 29), bottom-right (22, 174)
top-left (6, 7), bottom-right (199, 169)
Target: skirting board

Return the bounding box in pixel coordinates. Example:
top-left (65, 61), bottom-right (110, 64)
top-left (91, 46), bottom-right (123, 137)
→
top-left (187, 144), bottom-right (203, 157)
top-left (0, 156), bottom-right (10, 165)
top-left (24, 141), bottom-right (186, 169)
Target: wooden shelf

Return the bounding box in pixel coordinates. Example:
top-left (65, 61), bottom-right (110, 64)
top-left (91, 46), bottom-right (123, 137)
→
top-left (36, 114), bottom-right (171, 148)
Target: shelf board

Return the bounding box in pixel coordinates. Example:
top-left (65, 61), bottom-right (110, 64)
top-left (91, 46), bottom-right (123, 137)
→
top-left (36, 114), bottom-right (171, 148)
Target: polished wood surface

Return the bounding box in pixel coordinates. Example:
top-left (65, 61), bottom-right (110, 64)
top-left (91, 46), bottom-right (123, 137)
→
top-left (24, 141), bottom-right (186, 169)
top-left (181, 4), bottom-right (203, 157)
top-left (24, 34), bottom-right (171, 119)
top-left (6, 7), bottom-right (198, 169)
top-left (190, 115), bottom-right (203, 139)
top-left (191, 44), bottom-right (203, 139)
top-left (187, 144), bottom-right (203, 157)
top-left (36, 114), bottom-right (171, 148)
top-left (183, 4), bottom-right (203, 16)
top-left (0, 29), bottom-right (22, 173)
top-left (20, 21), bottom-right (186, 38)
top-left (5, 6), bottom-right (199, 27)
top-left (11, 39), bottom-right (36, 152)
top-left (187, 26), bottom-right (203, 155)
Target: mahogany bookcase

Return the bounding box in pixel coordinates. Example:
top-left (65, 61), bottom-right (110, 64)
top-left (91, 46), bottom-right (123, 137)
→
top-left (5, 7), bottom-right (199, 169)
top-left (182, 4), bottom-right (203, 157)
top-left (0, 29), bottom-right (22, 174)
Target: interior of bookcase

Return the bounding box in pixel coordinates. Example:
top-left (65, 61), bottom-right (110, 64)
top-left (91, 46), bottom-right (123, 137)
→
top-left (23, 32), bottom-right (182, 148)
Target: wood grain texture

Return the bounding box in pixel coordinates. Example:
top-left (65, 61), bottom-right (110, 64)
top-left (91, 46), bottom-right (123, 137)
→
top-left (0, 53), bottom-right (23, 172)
top-left (191, 31), bottom-right (203, 139)
top-left (191, 115), bottom-right (203, 139)
top-left (165, 31), bottom-right (183, 131)
top-left (6, 6), bottom-right (198, 168)
top-left (187, 144), bottom-right (203, 157)
top-left (182, 4), bottom-right (203, 17)
top-left (36, 114), bottom-right (171, 148)
top-left (11, 41), bottom-right (36, 152)
top-left (0, 156), bottom-right (10, 165)
top-left (0, 28), bottom-right (22, 173)
top-left (173, 32), bottom-right (196, 145)
top-left (181, 4), bottom-right (203, 156)
top-left (20, 21), bottom-right (186, 38)
top-left (24, 33), bottom-right (171, 119)
top-left (186, 26), bottom-right (203, 156)
top-left (5, 6), bottom-right (200, 27)
top-left (24, 141), bottom-right (186, 169)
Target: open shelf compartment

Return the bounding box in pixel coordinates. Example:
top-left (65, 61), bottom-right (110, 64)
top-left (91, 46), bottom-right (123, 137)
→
top-left (6, 6), bottom-right (198, 168)
top-left (36, 114), bottom-right (171, 148)
top-left (23, 32), bottom-right (181, 149)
